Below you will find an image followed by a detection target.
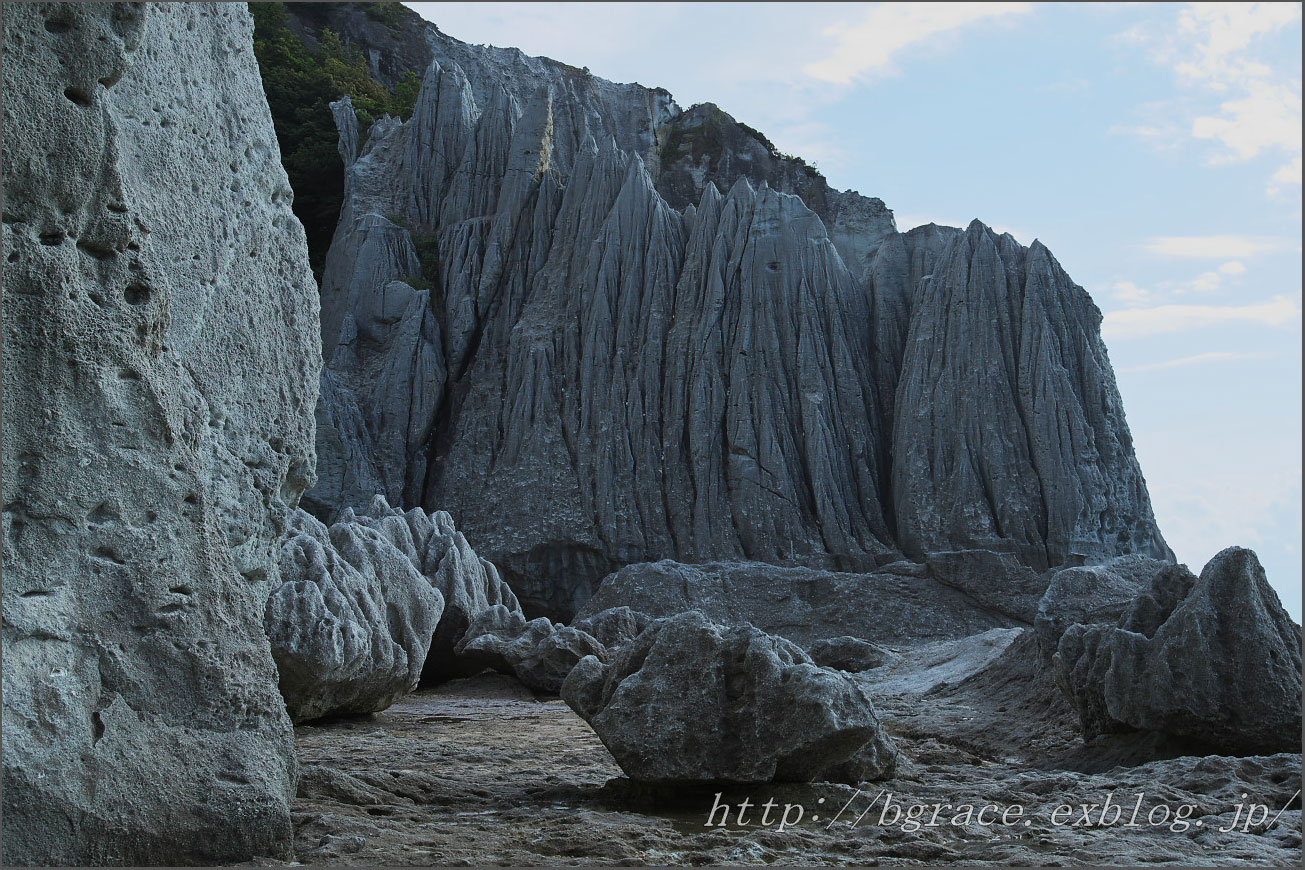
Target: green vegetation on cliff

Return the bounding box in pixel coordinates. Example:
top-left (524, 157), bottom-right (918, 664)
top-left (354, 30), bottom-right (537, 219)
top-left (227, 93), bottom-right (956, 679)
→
top-left (250, 2), bottom-right (419, 278)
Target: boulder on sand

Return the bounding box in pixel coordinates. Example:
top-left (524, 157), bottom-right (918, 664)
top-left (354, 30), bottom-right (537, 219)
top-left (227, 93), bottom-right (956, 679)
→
top-left (562, 611), bottom-right (897, 784)
top-left (456, 605), bottom-right (604, 693)
top-left (266, 511), bottom-right (445, 722)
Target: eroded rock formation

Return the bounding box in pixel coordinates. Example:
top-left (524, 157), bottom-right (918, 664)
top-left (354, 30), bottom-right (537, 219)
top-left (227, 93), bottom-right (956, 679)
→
top-left (572, 606), bottom-right (653, 652)
top-left (267, 510), bottom-right (444, 722)
top-left (455, 605), bottom-right (605, 693)
top-left (1034, 554), bottom-right (1171, 658)
top-left (2, 3), bottom-right (319, 863)
top-left (807, 636), bottom-right (899, 673)
top-left (265, 495), bottom-right (525, 715)
top-left (1053, 548), bottom-right (1302, 755)
top-left (302, 22), bottom-right (1171, 617)
top-left (562, 611), bottom-right (898, 783)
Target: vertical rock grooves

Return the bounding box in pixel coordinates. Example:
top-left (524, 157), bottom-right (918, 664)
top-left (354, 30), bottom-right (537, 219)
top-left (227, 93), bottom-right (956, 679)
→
top-left (3, 3), bottom-right (320, 864)
top-left (306, 22), bottom-right (1171, 617)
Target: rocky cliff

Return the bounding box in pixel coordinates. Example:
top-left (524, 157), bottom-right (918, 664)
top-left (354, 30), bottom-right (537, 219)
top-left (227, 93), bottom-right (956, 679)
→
top-left (298, 13), bottom-right (1171, 617)
top-left (2, 3), bottom-right (320, 864)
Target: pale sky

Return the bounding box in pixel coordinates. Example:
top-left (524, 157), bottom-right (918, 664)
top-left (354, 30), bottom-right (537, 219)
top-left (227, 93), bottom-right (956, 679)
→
top-left (407, 1), bottom-right (1303, 618)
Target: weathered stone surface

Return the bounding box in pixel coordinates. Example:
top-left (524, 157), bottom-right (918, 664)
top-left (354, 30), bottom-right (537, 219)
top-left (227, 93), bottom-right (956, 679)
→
top-left (266, 511), bottom-right (444, 722)
top-left (1034, 554), bottom-right (1170, 657)
top-left (884, 221), bottom-right (1172, 571)
top-left (1054, 547), bottom-right (1302, 754)
top-left (366, 503), bottom-right (523, 682)
top-left (452, 605), bottom-right (530, 672)
top-left (576, 559), bottom-right (1022, 646)
top-left (924, 549), bottom-right (1052, 623)
top-left (2, 3), bottom-right (319, 864)
top-left (281, 495), bottom-right (522, 683)
top-left (572, 606), bottom-right (653, 652)
top-left (807, 636), bottom-right (899, 672)
top-left (562, 611), bottom-right (897, 784)
top-left (859, 628), bottom-right (1024, 696)
top-left (294, 672), bottom-right (1302, 866)
top-left (298, 23), bottom-right (1172, 618)
top-left (456, 605), bottom-right (604, 693)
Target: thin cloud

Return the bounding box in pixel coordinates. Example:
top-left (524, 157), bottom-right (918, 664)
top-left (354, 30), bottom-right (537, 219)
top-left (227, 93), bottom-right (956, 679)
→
top-left (1191, 78), bottom-right (1302, 165)
top-left (1119, 350), bottom-right (1280, 373)
top-left (1102, 295), bottom-right (1301, 339)
top-left (1116, 3), bottom-right (1302, 197)
top-left (1110, 280), bottom-right (1153, 307)
top-left (804, 2), bottom-right (1032, 84)
top-left (1143, 235), bottom-right (1294, 258)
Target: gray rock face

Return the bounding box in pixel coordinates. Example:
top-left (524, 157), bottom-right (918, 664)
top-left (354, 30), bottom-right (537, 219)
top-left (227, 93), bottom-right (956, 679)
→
top-left (267, 495), bottom-right (523, 695)
top-left (880, 221), bottom-right (1172, 570)
top-left (925, 549), bottom-right (1051, 623)
top-left (572, 606), bottom-right (653, 652)
top-left (455, 605), bottom-right (605, 693)
top-left (576, 559), bottom-right (1023, 646)
top-left (1054, 548), bottom-right (1302, 754)
top-left (302, 25), bottom-right (1171, 617)
top-left (266, 511), bottom-right (445, 722)
top-left (562, 611), bottom-right (897, 783)
top-left (807, 637), bottom-right (899, 672)
top-left (354, 501), bottom-right (523, 681)
top-left (2, 3), bottom-right (319, 864)
top-left (1034, 554), bottom-right (1171, 657)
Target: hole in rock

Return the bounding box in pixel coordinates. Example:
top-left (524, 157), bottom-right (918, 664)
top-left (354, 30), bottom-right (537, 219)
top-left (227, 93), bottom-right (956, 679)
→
top-left (44, 18), bottom-right (72, 33)
top-left (64, 87), bottom-right (93, 107)
top-left (77, 239), bottom-right (116, 260)
top-left (87, 503), bottom-right (116, 524)
top-left (124, 283), bottom-right (150, 305)
top-left (39, 230), bottom-right (65, 246)
top-left (92, 546), bottom-right (126, 565)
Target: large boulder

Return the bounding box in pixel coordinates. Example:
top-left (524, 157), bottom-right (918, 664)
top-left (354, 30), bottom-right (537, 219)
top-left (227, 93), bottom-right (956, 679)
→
top-left (265, 497), bottom-right (525, 711)
top-left (2, 4), bottom-right (319, 864)
top-left (561, 611), bottom-right (897, 784)
top-left (456, 605), bottom-right (605, 693)
top-left (1054, 548), bottom-right (1302, 755)
top-left (336, 496), bottom-right (523, 680)
top-left (575, 559), bottom-right (1021, 646)
top-left (1034, 554), bottom-right (1170, 657)
top-left (266, 511), bottom-right (444, 722)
